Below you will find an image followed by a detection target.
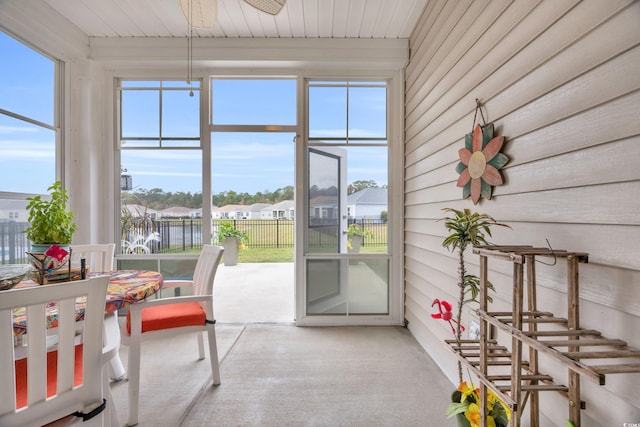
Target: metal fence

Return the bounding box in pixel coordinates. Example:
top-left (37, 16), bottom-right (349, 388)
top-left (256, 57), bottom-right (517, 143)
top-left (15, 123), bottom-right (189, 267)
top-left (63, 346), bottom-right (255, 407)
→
top-left (0, 221), bottom-right (30, 264)
top-left (1, 218), bottom-right (387, 261)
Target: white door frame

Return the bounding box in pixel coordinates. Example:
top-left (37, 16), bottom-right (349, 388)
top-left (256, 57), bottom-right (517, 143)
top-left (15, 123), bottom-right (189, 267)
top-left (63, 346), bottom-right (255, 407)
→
top-left (294, 74), bottom-right (405, 326)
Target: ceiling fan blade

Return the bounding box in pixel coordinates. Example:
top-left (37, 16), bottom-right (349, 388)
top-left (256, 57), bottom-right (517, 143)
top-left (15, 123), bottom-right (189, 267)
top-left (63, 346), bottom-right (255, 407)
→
top-left (179, 0), bottom-right (217, 28)
top-left (243, 0), bottom-right (286, 16)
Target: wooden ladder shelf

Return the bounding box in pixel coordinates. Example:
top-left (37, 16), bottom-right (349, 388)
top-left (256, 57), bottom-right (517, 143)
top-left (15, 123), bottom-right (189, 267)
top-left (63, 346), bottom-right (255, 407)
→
top-left (445, 245), bottom-right (640, 427)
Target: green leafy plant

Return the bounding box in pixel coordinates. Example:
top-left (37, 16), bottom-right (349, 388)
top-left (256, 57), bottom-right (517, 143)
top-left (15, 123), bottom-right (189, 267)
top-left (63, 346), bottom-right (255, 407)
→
top-left (441, 207), bottom-right (510, 382)
top-left (216, 221), bottom-right (248, 245)
top-left (347, 224), bottom-right (374, 251)
top-left (24, 181), bottom-right (77, 245)
top-left (347, 224), bottom-right (373, 239)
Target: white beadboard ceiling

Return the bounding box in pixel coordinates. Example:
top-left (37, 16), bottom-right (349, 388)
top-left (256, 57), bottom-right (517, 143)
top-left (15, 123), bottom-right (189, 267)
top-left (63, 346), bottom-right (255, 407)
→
top-left (43, 0), bottom-right (428, 39)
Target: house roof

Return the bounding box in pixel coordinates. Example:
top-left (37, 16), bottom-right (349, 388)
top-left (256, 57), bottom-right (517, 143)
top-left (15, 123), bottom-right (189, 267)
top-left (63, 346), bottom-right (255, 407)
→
top-left (0, 199), bottom-right (28, 210)
top-left (347, 188), bottom-right (387, 204)
top-left (267, 200), bottom-right (294, 210)
top-left (309, 195), bottom-right (337, 208)
top-left (123, 204), bottom-right (158, 216)
top-left (159, 206), bottom-right (201, 216)
top-left (248, 203), bottom-right (273, 211)
top-left (213, 204), bottom-right (247, 213)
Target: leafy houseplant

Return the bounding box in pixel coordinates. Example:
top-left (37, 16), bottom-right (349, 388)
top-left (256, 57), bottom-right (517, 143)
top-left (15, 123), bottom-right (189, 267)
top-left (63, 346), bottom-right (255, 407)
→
top-left (440, 208), bottom-right (510, 382)
top-left (216, 221), bottom-right (248, 266)
top-left (216, 221), bottom-right (248, 245)
top-left (432, 208), bottom-right (511, 427)
top-left (346, 224), bottom-right (373, 252)
top-left (24, 181), bottom-right (77, 249)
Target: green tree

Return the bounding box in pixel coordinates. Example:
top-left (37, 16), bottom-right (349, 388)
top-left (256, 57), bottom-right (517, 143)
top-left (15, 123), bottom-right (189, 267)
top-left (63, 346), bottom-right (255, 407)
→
top-left (348, 180), bottom-right (378, 194)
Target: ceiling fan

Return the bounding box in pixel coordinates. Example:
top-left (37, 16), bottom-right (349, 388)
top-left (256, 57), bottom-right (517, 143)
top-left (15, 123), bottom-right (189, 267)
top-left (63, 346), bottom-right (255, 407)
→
top-left (179, 0), bottom-right (286, 29)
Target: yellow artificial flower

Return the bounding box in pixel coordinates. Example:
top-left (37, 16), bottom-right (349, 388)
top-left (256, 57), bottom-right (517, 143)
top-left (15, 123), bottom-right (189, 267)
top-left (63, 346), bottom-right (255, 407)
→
top-left (487, 390), bottom-right (510, 421)
top-left (458, 381), bottom-right (479, 404)
top-left (464, 403), bottom-right (481, 427)
top-left (465, 403), bottom-right (498, 427)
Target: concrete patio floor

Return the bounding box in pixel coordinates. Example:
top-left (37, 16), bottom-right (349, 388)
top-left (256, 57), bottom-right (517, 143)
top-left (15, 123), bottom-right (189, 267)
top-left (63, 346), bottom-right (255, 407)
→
top-left (110, 263), bottom-right (453, 426)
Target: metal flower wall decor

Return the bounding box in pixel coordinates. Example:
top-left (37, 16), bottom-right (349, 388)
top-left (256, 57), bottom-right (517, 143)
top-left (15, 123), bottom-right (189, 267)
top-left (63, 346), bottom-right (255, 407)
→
top-left (456, 122), bottom-right (508, 204)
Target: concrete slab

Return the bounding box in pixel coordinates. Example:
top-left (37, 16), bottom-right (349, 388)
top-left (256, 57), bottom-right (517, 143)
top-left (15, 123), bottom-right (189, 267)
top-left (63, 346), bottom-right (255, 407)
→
top-left (213, 263), bottom-right (295, 324)
top-left (109, 263), bottom-right (453, 426)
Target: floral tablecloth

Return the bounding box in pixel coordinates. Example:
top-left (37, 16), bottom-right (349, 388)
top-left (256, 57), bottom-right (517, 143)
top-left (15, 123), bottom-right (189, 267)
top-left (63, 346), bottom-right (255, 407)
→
top-left (12, 270), bottom-right (163, 337)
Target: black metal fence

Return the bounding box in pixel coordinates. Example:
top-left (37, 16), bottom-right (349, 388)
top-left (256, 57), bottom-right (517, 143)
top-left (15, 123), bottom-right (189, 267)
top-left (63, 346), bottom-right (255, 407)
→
top-left (1, 218), bottom-right (387, 261)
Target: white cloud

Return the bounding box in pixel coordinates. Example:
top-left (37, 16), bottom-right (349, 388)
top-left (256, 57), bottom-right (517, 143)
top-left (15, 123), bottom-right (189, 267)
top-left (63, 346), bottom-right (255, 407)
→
top-left (0, 125), bottom-right (38, 134)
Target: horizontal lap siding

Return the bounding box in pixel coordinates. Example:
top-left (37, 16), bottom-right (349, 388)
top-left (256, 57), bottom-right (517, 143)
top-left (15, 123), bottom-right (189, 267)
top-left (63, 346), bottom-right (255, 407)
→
top-left (404, 0), bottom-right (640, 425)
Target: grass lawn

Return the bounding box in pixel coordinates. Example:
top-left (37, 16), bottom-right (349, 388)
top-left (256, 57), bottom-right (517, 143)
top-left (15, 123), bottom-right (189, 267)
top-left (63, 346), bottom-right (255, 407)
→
top-left (238, 247), bottom-right (294, 263)
top-left (237, 245), bottom-right (386, 263)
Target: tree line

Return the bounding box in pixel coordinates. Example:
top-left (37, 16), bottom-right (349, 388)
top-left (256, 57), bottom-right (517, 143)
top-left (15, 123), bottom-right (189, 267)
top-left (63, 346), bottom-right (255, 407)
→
top-left (122, 180), bottom-right (384, 210)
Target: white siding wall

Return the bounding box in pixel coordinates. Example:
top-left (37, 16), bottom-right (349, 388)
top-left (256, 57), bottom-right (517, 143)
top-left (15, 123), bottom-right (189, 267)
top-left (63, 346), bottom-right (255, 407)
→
top-left (404, 1), bottom-right (640, 425)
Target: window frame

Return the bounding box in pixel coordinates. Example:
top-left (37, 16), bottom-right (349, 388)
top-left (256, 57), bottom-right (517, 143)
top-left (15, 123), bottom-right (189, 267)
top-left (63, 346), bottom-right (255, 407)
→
top-left (0, 30), bottom-right (64, 199)
top-left (116, 78), bottom-right (206, 260)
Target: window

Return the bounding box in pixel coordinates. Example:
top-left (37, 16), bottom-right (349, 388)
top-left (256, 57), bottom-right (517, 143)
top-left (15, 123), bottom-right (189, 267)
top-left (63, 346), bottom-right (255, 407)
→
top-left (0, 31), bottom-right (60, 265)
top-left (210, 79), bottom-right (296, 254)
top-left (308, 81), bottom-right (387, 143)
top-left (306, 80), bottom-right (389, 253)
top-left (0, 31), bottom-right (59, 195)
top-left (304, 79), bottom-right (390, 318)
top-left (118, 80), bottom-right (203, 257)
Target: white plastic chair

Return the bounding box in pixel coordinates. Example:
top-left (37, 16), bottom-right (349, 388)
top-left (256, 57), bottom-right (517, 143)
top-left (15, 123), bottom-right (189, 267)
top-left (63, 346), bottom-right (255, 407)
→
top-left (70, 243), bottom-right (126, 381)
top-left (120, 245), bottom-right (224, 426)
top-left (70, 243), bottom-right (116, 273)
top-left (0, 276), bottom-right (119, 427)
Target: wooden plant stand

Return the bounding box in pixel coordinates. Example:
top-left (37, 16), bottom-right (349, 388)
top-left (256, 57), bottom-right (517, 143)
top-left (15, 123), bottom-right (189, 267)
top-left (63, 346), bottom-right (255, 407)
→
top-left (445, 245), bottom-right (640, 426)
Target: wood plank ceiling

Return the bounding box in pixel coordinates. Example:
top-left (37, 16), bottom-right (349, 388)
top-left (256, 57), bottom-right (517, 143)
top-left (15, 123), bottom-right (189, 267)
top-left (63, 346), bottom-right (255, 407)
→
top-left (43, 0), bottom-right (428, 39)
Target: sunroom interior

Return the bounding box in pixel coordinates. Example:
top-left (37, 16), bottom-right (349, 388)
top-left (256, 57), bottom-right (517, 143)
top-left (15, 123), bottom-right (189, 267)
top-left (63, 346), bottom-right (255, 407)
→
top-left (1, 0), bottom-right (639, 426)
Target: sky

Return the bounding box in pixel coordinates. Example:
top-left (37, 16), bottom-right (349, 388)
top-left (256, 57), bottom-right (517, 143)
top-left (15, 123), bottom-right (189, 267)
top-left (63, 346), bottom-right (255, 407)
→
top-left (1, 31), bottom-right (388, 197)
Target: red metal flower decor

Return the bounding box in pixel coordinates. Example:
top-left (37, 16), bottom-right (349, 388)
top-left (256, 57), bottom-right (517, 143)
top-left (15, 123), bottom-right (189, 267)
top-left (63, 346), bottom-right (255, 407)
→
top-left (431, 298), bottom-right (465, 335)
top-left (456, 122), bottom-right (508, 204)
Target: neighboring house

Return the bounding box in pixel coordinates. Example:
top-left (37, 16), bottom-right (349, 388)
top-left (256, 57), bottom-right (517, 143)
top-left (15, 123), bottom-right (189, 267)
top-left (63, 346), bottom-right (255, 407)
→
top-left (158, 206), bottom-right (202, 218)
top-left (308, 196), bottom-right (338, 221)
top-left (263, 200), bottom-right (294, 220)
top-left (123, 204), bottom-right (158, 219)
top-left (246, 203), bottom-right (272, 219)
top-left (347, 188), bottom-right (387, 220)
top-left (212, 204), bottom-right (247, 219)
top-left (0, 199), bottom-right (27, 222)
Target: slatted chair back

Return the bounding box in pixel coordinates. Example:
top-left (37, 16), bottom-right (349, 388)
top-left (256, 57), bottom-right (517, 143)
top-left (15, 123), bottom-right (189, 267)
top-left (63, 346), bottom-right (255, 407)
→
top-left (193, 244), bottom-right (224, 299)
top-left (0, 276), bottom-right (111, 427)
top-left (70, 243), bottom-right (116, 273)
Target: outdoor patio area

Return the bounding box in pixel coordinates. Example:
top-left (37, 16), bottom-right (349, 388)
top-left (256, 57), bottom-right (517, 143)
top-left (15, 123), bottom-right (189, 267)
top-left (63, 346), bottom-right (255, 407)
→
top-left (110, 263), bottom-right (453, 426)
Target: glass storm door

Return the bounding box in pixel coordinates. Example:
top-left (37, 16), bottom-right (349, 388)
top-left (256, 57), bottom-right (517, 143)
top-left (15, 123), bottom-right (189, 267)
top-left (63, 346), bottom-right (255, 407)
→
top-left (296, 79), bottom-right (393, 326)
top-left (301, 147), bottom-right (390, 323)
top-left (305, 147), bottom-right (348, 315)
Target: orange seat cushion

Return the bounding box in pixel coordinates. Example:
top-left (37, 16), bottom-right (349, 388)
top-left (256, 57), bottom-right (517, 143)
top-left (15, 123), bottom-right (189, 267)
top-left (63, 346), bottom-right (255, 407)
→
top-left (15, 345), bottom-right (84, 410)
top-left (126, 302), bottom-right (206, 334)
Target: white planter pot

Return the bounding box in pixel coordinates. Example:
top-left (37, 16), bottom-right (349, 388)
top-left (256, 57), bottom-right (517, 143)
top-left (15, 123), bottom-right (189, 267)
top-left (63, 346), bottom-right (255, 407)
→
top-left (348, 236), bottom-right (362, 254)
top-left (221, 237), bottom-right (240, 266)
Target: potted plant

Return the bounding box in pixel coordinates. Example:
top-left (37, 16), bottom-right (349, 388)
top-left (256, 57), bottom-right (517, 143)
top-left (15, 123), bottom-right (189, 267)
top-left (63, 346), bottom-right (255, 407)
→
top-left (216, 221), bottom-right (248, 266)
top-left (24, 181), bottom-right (77, 252)
top-left (430, 208), bottom-right (511, 426)
top-left (439, 207), bottom-right (509, 382)
top-left (346, 223), bottom-right (373, 253)
top-left (446, 381), bottom-right (510, 427)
